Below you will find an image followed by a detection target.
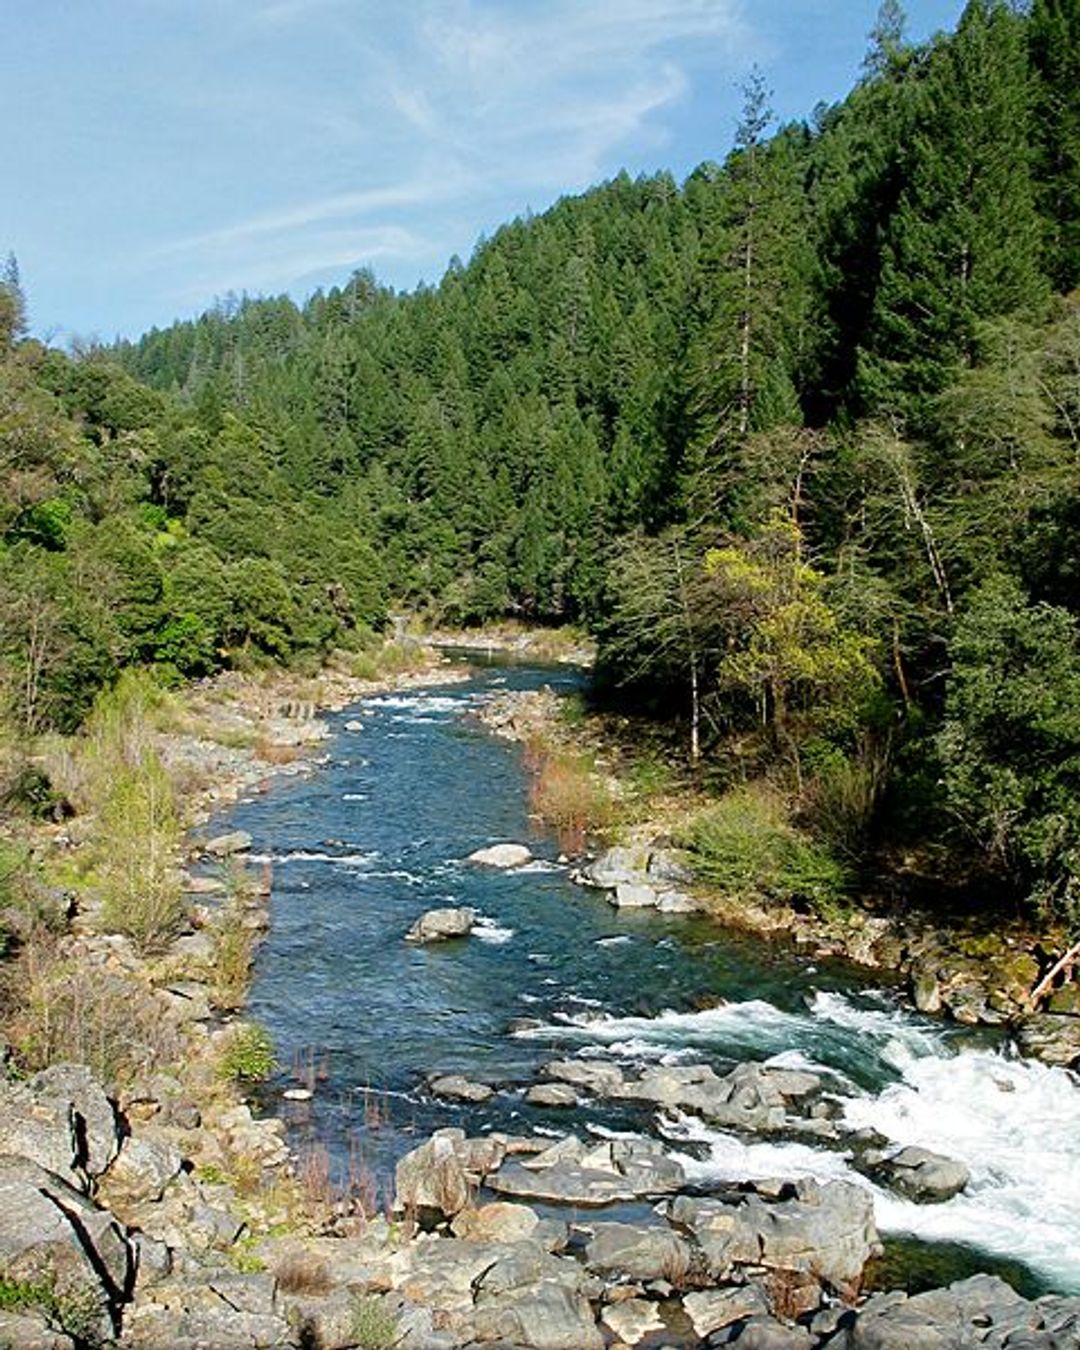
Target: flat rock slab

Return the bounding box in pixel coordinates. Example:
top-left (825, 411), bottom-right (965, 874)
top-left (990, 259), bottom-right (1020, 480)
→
top-left (406, 906), bottom-right (477, 943)
top-left (488, 1136), bottom-right (684, 1207)
top-left (429, 1074), bottom-right (496, 1103)
top-left (468, 843), bottom-right (533, 868)
top-left (201, 829), bottom-right (252, 857)
top-left (601, 1297), bottom-right (665, 1345)
top-left (524, 1083), bottom-right (578, 1108)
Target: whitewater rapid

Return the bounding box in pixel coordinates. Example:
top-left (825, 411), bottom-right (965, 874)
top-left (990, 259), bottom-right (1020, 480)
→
top-left (517, 990), bottom-right (1080, 1292)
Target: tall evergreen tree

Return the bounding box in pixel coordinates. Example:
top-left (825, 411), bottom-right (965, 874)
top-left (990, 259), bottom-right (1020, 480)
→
top-left (860, 0), bottom-right (1047, 419)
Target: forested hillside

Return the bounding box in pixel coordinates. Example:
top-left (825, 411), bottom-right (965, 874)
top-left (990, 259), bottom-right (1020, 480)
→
top-left (4, 0), bottom-right (1079, 922)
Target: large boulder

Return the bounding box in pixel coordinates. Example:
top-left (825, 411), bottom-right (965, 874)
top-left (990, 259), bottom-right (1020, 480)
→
top-left (0, 1064), bottom-right (119, 1192)
top-left (583, 1221), bottom-right (696, 1282)
top-left (487, 1135), bottom-right (684, 1207)
top-left (829, 1274), bottom-right (1047, 1349)
top-left (612, 1060), bottom-right (821, 1135)
top-left (0, 1156), bottom-right (134, 1346)
top-left (405, 907), bottom-right (476, 943)
top-left (468, 843), bottom-right (532, 868)
top-left (868, 1145), bottom-right (969, 1203)
top-left (97, 1133), bottom-right (184, 1212)
top-left (668, 1178), bottom-right (879, 1304)
top-left (1015, 1013), bottom-right (1080, 1068)
top-left (393, 1128), bottom-right (507, 1218)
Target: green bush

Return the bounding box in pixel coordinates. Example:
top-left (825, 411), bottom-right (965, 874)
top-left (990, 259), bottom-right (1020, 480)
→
top-left (217, 1021), bottom-right (274, 1083)
top-left (683, 784), bottom-right (848, 916)
top-left (350, 1295), bottom-right (399, 1350)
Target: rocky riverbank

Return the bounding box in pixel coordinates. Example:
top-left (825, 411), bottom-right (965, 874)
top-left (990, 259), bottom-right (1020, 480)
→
top-left (2, 653), bottom-right (1077, 1347)
top-left (476, 687), bottom-right (1080, 1072)
top-left (3, 1058), bottom-right (1078, 1347)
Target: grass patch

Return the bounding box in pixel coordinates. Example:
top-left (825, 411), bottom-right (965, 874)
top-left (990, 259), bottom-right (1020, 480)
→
top-left (351, 1295), bottom-right (399, 1350)
top-left (682, 782), bottom-right (849, 917)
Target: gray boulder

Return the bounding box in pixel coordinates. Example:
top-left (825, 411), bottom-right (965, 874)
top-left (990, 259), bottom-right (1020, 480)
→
top-left (487, 1135), bottom-right (684, 1207)
top-left (406, 906), bottom-right (476, 943)
top-left (0, 1155), bottom-right (133, 1346)
top-left (601, 1297), bottom-right (665, 1345)
top-left (683, 1286), bottom-right (769, 1338)
top-left (525, 1082), bottom-right (578, 1108)
top-left (611, 881), bottom-right (659, 908)
top-left (468, 843), bottom-right (532, 868)
top-left (1015, 1014), bottom-right (1080, 1068)
top-left (583, 1221), bottom-right (696, 1282)
top-left (870, 1145), bottom-right (969, 1203)
top-left (394, 1129), bottom-right (474, 1217)
top-left (201, 829), bottom-right (253, 858)
top-left (428, 1074), bottom-right (495, 1103)
top-left (98, 1133), bottom-right (184, 1211)
top-left (543, 1059), bottom-right (627, 1096)
top-left (0, 1064), bottom-right (119, 1192)
top-left (668, 1178), bottom-right (879, 1303)
top-left (830, 1275), bottom-right (1039, 1349)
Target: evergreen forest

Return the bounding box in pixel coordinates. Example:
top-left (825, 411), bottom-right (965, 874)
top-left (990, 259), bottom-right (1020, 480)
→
top-left (3, 0), bottom-right (1079, 927)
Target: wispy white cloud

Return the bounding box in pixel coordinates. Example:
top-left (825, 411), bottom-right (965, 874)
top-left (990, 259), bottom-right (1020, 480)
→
top-left (129, 0), bottom-right (757, 310)
top-left (153, 182), bottom-right (448, 257)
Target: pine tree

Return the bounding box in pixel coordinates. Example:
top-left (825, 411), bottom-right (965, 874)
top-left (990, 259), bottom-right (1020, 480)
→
top-left (1029, 0), bottom-right (1080, 290)
top-left (861, 0), bottom-right (1047, 419)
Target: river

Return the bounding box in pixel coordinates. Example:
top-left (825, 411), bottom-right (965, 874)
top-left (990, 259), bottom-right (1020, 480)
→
top-left (206, 661), bottom-right (1080, 1296)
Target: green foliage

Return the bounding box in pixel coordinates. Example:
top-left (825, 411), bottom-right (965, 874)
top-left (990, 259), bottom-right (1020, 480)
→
top-left (217, 1021), bottom-right (274, 1083)
top-left (350, 1295), bottom-right (399, 1350)
top-left (938, 576), bottom-right (1080, 922)
top-left (683, 783), bottom-right (849, 915)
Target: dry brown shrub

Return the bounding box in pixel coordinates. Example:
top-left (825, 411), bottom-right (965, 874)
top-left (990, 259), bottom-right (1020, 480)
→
top-left (0, 931), bottom-right (180, 1089)
top-left (525, 738), bottom-right (614, 854)
top-left (252, 739), bottom-right (304, 765)
top-left (273, 1249), bottom-right (333, 1296)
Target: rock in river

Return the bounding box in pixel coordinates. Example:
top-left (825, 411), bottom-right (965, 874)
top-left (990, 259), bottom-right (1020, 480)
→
top-left (200, 828), bottom-right (252, 858)
top-left (405, 906), bottom-right (476, 943)
top-left (868, 1145), bottom-right (969, 1203)
top-left (467, 842), bottom-right (533, 868)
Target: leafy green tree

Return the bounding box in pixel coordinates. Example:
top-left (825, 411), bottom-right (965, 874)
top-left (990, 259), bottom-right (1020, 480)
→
top-left (939, 577), bottom-right (1080, 921)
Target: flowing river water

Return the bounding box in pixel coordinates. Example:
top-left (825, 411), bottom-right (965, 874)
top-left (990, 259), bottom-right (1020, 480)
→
top-left (208, 661), bottom-right (1080, 1296)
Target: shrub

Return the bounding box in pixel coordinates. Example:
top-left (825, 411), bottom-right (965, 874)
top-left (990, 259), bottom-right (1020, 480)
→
top-left (525, 739), bottom-right (614, 854)
top-left (217, 1021), bottom-right (274, 1083)
top-left (210, 911), bottom-right (255, 1012)
top-left (801, 738), bottom-right (891, 864)
top-left (683, 783), bottom-right (848, 916)
top-left (350, 1295), bottom-right (399, 1350)
top-left (96, 754), bottom-right (186, 952)
top-left (273, 1250), bottom-right (333, 1297)
top-left (0, 932), bottom-right (179, 1088)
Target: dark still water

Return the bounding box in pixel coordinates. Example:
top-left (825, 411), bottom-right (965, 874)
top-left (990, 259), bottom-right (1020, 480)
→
top-left (208, 661), bottom-right (1080, 1293)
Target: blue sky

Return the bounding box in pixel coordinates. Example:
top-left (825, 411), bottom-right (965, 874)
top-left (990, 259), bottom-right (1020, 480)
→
top-left (3, 0), bottom-right (964, 343)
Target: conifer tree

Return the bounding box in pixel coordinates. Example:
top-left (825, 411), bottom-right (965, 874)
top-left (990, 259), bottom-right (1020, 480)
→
top-left (861, 0), bottom-right (1047, 419)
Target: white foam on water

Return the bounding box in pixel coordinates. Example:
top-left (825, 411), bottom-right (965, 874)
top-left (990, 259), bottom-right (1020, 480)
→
top-left (595, 935), bottom-right (633, 947)
top-left (510, 998), bottom-right (815, 1055)
top-left (248, 849), bottom-right (379, 867)
top-left (473, 916), bottom-right (515, 944)
top-left (342, 793), bottom-right (368, 802)
top-left (363, 694), bottom-right (463, 715)
top-left (843, 1047), bottom-right (1080, 1291)
top-left (585, 1038), bottom-right (699, 1064)
top-left (366, 868), bottom-right (424, 886)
